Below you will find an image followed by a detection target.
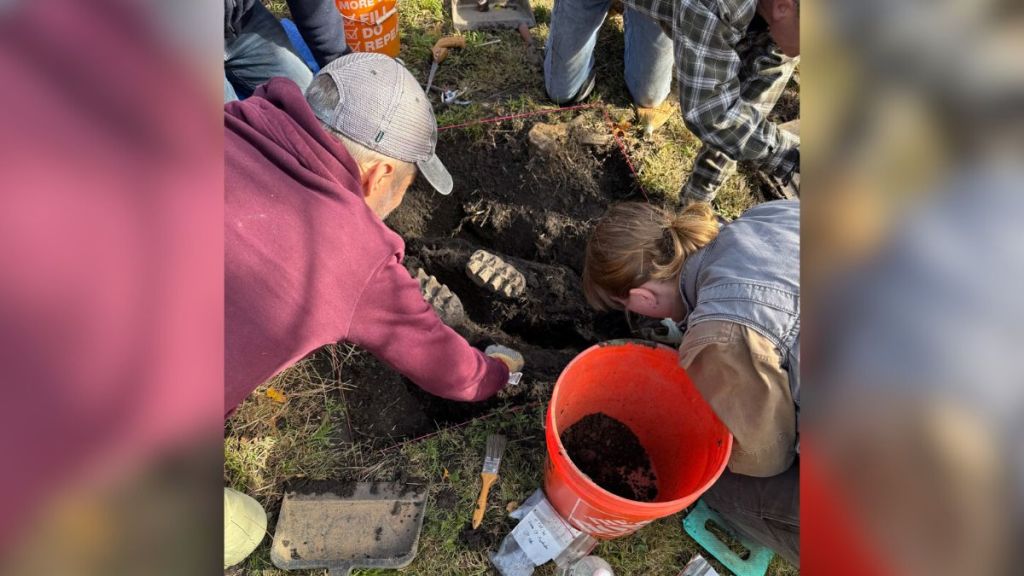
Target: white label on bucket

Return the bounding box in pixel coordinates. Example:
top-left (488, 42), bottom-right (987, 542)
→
top-left (567, 500), bottom-right (652, 538)
top-left (511, 498), bottom-right (582, 565)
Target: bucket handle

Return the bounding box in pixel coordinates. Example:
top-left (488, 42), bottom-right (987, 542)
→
top-left (340, 5), bottom-right (398, 26)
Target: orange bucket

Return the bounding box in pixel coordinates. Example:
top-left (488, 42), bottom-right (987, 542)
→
top-left (335, 0), bottom-right (400, 57)
top-left (544, 340), bottom-right (732, 539)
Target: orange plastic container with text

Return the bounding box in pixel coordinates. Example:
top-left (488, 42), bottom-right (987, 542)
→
top-left (336, 0), bottom-right (400, 57)
top-left (544, 340), bottom-right (733, 539)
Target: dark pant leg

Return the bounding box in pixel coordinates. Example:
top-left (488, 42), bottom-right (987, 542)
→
top-left (702, 460), bottom-right (800, 566)
top-left (224, 1), bottom-right (314, 101)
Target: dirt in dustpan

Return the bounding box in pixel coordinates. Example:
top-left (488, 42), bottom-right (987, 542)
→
top-left (271, 481), bottom-right (428, 576)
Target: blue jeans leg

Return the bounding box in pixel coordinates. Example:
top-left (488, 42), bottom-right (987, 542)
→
top-left (224, 1), bottom-right (314, 100)
top-left (623, 8), bottom-right (673, 107)
top-left (224, 75), bottom-right (239, 104)
top-left (543, 0), bottom-right (612, 104)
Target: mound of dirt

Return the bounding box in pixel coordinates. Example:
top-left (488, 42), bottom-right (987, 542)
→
top-left (561, 413), bottom-right (658, 502)
top-left (338, 118), bottom-right (638, 441)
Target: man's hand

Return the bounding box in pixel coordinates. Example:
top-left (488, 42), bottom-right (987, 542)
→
top-left (760, 144), bottom-right (800, 199)
top-left (759, 167), bottom-right (800, 199)
top-left (486, 344), bottom-right (524, 372)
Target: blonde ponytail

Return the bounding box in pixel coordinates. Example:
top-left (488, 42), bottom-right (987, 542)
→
top-left (583, 202), bottom-right (719, 311)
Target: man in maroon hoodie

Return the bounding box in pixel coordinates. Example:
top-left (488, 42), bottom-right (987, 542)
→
top-left (224, 53), bottom-right (523, 421)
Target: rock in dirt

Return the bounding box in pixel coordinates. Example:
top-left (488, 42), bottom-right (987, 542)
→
top-left (574, 129), bottom-right (611, 148)
top-left (466, 250), bottom-right (526, 299)
top-left (568, 115), bottom-right (611, 148)
top-left (527, 122), bottom-right (568, 155)
top-left (561, 413), bottom-right (659, 502)
top-left (415, 268), bottom-right (466, 327)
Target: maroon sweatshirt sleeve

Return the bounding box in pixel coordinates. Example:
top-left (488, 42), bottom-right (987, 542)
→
top-left (347, 254), bottom-right (509, 401)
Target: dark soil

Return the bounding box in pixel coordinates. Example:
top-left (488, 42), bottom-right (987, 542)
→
top-left (284, 478), bottom-right (357, 498)
top-left (768, 74), bottom-right (800, 125)
top-left (458, 519), bottom-right (510, 552)
top-left (434, 487), bottom-right (458, 511)
top-left (330, 119), bottom-right (636, 442)
top-left (561, 413), bottom-right (658, 502)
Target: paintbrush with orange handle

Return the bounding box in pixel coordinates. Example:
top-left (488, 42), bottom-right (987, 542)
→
top-left (472, 434), bottom-right (507, 529)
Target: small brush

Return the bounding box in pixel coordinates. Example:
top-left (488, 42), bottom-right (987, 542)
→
top-left (472, 434), bottom-right (507, 529)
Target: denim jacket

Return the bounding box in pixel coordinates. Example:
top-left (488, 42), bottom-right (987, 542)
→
top-left (679, 200), bottom-right (801, 427)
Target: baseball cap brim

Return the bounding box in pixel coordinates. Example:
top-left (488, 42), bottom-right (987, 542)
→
top-left (416, 153), bottom-right (453, 196)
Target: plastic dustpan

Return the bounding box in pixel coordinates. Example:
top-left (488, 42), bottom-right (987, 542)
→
top-left (683, 500), bottom-right (773, 576)
top-left (271, 481), bottom-right (427, 576)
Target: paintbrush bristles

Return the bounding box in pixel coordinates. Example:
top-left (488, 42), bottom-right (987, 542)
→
top-left (481, 434), bottom-right (507, 474)
top-left (486, 434), bottom-right (507, 457)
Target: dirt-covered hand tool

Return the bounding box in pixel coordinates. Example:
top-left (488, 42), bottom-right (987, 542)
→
top-left (441, 89), bottom-right (473, 106)
top-left (424, 35), bottom-right (466, 95)
top-left (271, 481), bottom-right (428, 576)
top-left (472, 434), bottom-right (507, 529)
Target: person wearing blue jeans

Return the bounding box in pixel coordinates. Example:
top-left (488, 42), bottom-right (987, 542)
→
top-left (224, 0), bottom-right (350, 102)
top-left (544, 0), bottom-right (674, 107)
top-left (547, 0), bottom-right (801, 204)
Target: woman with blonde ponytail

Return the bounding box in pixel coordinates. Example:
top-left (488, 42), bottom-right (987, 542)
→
top-left (583, 202), bottom-right (720, 316)
top-left (583, 199), bottom-right (802, 566)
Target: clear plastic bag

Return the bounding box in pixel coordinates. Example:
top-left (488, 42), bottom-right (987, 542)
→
top-left (490, 490), bottom-right (590, 576)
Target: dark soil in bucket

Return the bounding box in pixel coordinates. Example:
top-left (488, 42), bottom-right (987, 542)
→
top-left (561, 413), bottom-right (658, 502)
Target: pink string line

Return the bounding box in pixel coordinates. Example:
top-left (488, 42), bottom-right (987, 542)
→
top-left (437, 103), bottom-right (651, 202)
top-left (378, 401), bottom-right (544, 454)
top-left (599, 106), bottom-right (650, 203)
top-left (437, 103), bottom-right (601, 132)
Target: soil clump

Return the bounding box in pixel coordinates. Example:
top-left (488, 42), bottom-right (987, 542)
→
top-left (561, 413), bottom-right (658, 502)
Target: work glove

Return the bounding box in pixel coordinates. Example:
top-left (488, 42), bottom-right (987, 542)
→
top-left (759, 146), bottom-right (800, 199)
top-left (488, 344), bottom-right (526, 400)
top-left (486, 344), bottom-right (525, 373)
top-left (759, 166), bottom-right (800, 199)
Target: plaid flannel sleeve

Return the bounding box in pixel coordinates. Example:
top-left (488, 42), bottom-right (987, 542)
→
top-left (674, 0), bottom-right (797, 178)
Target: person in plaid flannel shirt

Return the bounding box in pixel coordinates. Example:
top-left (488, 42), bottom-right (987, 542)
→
top-left (544, 0), bottom-right (800, 203)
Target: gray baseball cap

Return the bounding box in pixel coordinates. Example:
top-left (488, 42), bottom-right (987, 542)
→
top-left (309, 52), bottom-right (452, 195)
